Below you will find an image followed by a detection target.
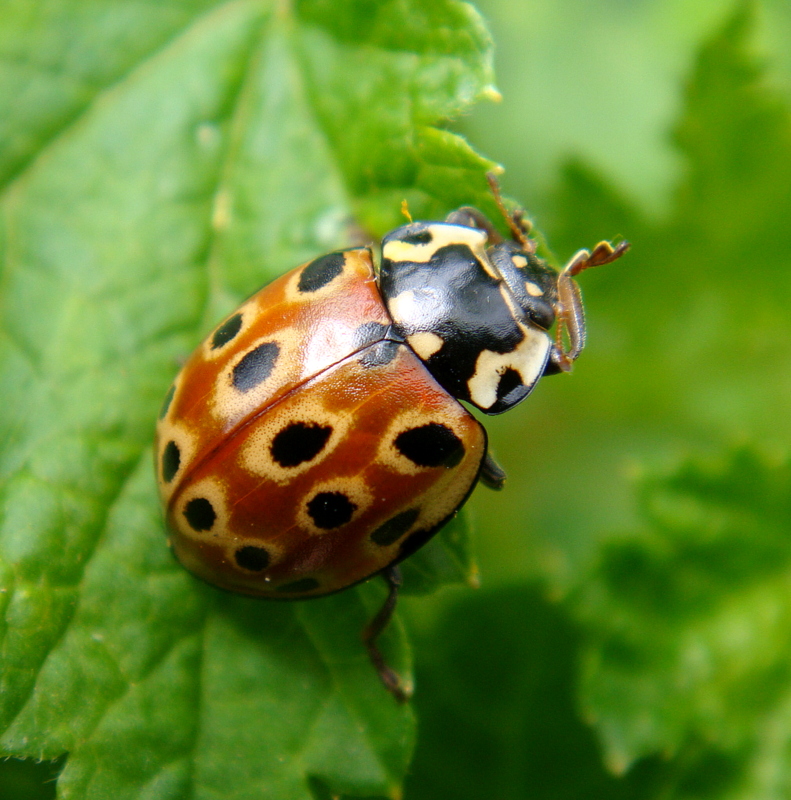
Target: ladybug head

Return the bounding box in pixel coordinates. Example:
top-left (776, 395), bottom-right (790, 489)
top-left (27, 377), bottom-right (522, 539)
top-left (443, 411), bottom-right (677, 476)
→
top-left (490, 235), bottom-right (630, 373)
top-left (487, 241), bottom-right (561, 332)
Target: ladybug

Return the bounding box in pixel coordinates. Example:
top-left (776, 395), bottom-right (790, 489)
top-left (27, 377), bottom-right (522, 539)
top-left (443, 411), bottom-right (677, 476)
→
top-left (155, 176), bottom-right (628, 701)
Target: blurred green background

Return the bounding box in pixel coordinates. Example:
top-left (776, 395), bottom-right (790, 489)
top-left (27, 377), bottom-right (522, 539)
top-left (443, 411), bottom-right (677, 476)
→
top-left (442, 0), bottom-right (791, 592)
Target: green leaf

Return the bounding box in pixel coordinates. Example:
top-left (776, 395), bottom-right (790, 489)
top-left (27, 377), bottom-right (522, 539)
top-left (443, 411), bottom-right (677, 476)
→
top-left (671, 1), bottom-right (791, 261)
top-left (400, 513), bottom-right (477, 596)
top-left (0, 1), bottom-right (494, 797)
top-left (405, 584), bottom-right (669, 800)
top-left (575, 448), bottom-right (791, 797)
top-left (0, 756), bottom-right (63, 800)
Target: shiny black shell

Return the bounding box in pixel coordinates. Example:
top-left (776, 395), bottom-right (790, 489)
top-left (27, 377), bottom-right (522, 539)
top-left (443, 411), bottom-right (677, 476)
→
top-left (380, 220), bottom-right (561, 414)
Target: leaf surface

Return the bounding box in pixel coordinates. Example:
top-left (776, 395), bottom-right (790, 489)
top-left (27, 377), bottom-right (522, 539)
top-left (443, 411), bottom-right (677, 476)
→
top-left (0, 1), bottom-right (495, 796)
top-left (576, 449), bottom-right (791, 798)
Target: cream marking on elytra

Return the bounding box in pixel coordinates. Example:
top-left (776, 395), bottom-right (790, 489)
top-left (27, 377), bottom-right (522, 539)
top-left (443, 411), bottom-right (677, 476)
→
top-left (156, 420), bottom-right (198, 496)
top-left (282, 249), bottom-right (375, 305)
top-left (376, 407), bottom-right (468, 475)
top-left (225, 537), bottom-right (284, 573)
top-left (297, 477), bottom-right (372, 535)
top-left (201, 307), bottom-right (250, 361)
top-left (211, 330), bottom-right (297, 428)
top-left (511, 255), bottom-right (528, 268)
top-left (366, 422), bottom-right (485, 557)
top-left (240, 401), bottom-right (348, 484)
top-left (175, 476), bottom-right (229, 541)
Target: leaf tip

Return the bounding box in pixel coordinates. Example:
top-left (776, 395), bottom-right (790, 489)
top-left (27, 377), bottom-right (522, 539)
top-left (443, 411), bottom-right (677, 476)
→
top-left (604, 748), bottom-right (631, 777)
top-left (481, 85), bottom-right (502, 103)
top-left (211, 188), bottom-right (233, 232)
top-left (467, 564), bottom-right (481, 589)
top-left (387, 787), bottom-right (403, 800)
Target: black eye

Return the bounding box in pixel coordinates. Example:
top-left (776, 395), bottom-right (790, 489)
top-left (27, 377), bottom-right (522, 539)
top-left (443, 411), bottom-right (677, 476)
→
top-left (517, 260), bottom-right (559, 329)
top-left (522, 295), bottom-right (556, 330)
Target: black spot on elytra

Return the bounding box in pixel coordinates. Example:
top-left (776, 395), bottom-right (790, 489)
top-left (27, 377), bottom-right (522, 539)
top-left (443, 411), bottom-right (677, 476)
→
top-left (496, 367), bottom-right (524, 402)
top-left (162, 441), bottom-right (181, 482)
top-left (354, 322), bottom-right (403, 368)
top-left (371, 508), bottom-right (420, 546)
top-left (394, 423), bottom-right (464, 468)
top-left (353, 321), bottom-right (388, 349)
top-left (298, 252), bottom-right (345, 293)
top-left (307, 491), bottom-right (356, 529)
top-left (360, 340), bottom-right (400, 368)
top-left (276, 577), bottom-right (320, 593)
top-left (398, 528), bottom-right (435, 561)
top-left (396, 512), bottom-right (456, 562)
top-left (232, 341), bottom-right (280, 392)
top-left (401, 230), bottom-right (433, 245)
top-left (235, 545), bottom-right (270, 572)
top-left (211, 313), bottom-right (243, 350)
top-left (159, 384), bottom-right (175, 419)
top-left (271, 422), bottom-right (332, 468)
top-left (183, 497), bottom-right (216, 531)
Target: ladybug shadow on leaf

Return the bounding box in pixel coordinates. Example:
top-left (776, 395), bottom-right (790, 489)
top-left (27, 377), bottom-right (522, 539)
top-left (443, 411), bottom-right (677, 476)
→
top-left (205, 583), bottom-right (403, 700)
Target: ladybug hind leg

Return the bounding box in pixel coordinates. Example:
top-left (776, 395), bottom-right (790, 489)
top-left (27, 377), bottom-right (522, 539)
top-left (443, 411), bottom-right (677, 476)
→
top-left (362, 565), bottom-right (412, 703)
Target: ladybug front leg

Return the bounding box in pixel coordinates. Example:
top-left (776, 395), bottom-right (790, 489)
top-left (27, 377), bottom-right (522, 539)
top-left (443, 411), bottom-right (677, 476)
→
top-left (362, 565), bottom-right (412, 703)
top-left (552, 240), bottom-right (630, 372)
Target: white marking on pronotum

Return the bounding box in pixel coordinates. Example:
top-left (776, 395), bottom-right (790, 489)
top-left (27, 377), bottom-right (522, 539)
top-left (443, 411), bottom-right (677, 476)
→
top-left (383, 224), bottom-right (494, 277)
top-left (467, 326), bottom-right (551, 410)
top-left (525, 281), bottom-right (544, 297)
top-left (407, 331), bottom-right (445, 360)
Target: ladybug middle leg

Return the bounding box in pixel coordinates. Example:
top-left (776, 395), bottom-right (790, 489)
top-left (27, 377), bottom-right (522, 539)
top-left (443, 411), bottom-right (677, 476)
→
top-left (479, 451), bottom-right (507, 490)
top-left (362, 565), bottom-right (412, 703)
